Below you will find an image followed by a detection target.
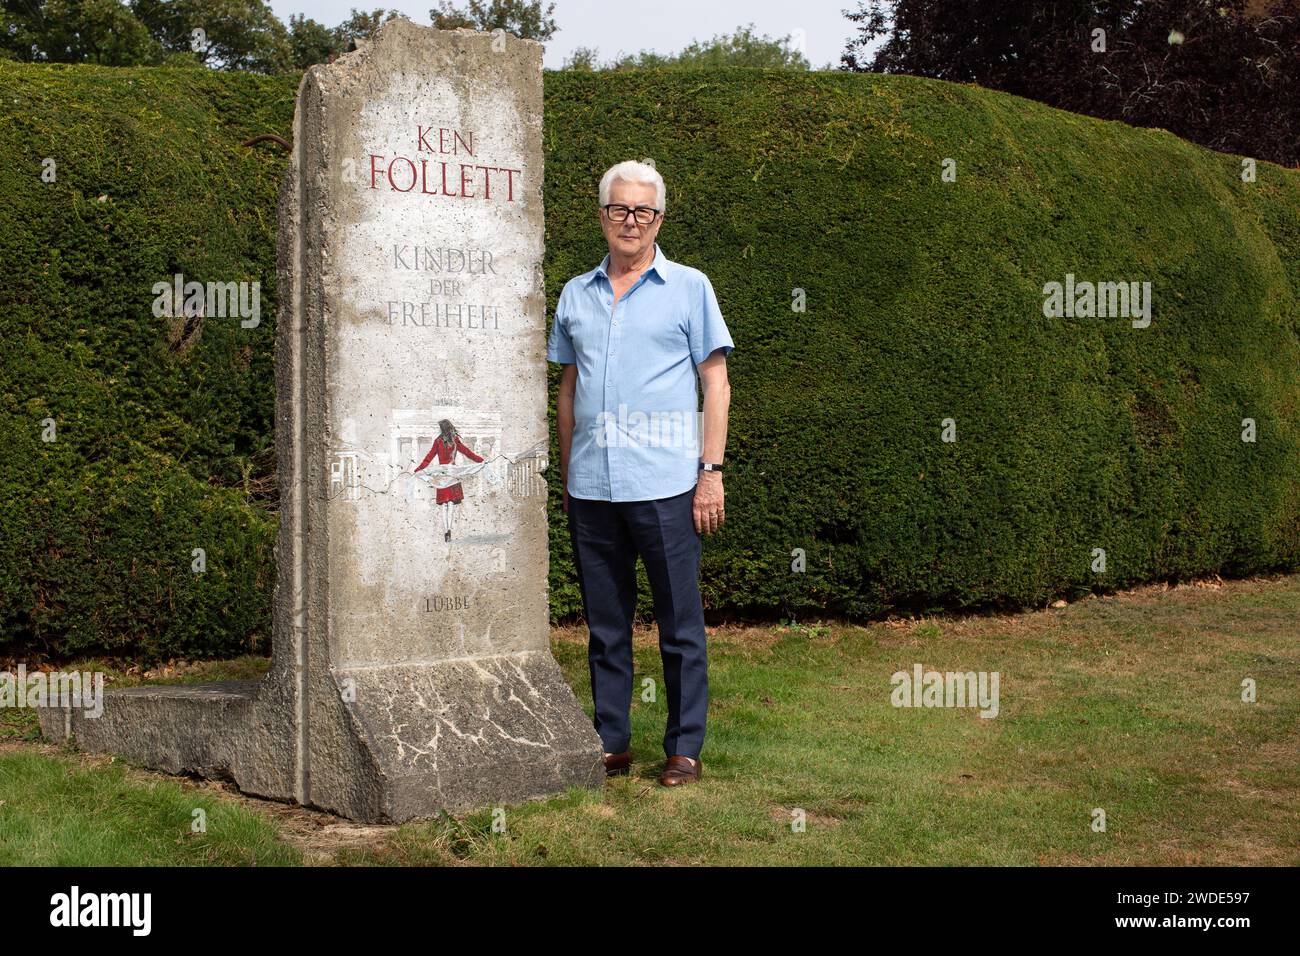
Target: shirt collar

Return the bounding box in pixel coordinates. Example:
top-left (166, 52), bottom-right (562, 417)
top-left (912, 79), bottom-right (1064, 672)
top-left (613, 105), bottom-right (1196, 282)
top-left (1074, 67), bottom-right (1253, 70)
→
top-left (588, 242), bottom-right (671, 285)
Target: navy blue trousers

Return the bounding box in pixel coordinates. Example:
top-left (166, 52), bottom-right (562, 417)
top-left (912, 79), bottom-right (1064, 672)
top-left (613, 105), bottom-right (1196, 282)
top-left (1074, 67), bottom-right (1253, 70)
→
top-left (566, 486), bottom-right (708, 759)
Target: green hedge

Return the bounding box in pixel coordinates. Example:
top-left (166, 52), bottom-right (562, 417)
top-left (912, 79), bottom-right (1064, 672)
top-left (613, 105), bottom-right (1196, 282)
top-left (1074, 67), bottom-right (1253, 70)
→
top-left (2, 61), bottom-right (1298, 663)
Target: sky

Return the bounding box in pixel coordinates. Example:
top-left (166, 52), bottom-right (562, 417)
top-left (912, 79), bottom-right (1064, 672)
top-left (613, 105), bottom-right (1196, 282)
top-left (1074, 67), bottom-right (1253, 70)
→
top-left (268, 1), bottom-right (863, 70)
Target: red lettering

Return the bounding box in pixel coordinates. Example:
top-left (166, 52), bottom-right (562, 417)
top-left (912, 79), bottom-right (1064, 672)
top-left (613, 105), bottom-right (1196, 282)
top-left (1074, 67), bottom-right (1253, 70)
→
top-left (419, 160), bottom-right (439, 195)
top-left (365, 147), bottom-right (519, 203)
top-left (417, 125), bottom-right (436, 152)
top-left (387, 157), bottom-right (417, 192)
top-left (454, 130), bottom-right (474, 157)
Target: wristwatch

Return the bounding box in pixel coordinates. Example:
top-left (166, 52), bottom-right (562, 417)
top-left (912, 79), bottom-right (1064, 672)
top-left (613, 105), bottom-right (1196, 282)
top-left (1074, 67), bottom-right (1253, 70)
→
top-left (699, 461), bottom-right (724, 474)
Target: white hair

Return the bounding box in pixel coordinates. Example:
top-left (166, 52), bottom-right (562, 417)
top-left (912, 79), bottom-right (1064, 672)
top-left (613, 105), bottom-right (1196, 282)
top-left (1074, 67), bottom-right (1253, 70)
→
top-left (598, 160), bottom-right (666, 213)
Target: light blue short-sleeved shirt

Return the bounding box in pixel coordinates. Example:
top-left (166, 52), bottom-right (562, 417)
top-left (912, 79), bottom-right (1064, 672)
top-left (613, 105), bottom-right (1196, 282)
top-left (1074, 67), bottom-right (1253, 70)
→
top-left (547, 242), bottom-right (734, 502)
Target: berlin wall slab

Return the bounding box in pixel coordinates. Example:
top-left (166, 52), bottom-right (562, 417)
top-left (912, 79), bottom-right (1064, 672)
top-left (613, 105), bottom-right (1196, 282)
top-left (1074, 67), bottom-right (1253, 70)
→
top-left (39, 20), bottom-right (605, 823)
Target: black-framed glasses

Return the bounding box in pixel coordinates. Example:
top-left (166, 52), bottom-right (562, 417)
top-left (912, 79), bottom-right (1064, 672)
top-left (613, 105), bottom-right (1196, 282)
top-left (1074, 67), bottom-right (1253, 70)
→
top-left (603, 204), bottom-right (661, 225)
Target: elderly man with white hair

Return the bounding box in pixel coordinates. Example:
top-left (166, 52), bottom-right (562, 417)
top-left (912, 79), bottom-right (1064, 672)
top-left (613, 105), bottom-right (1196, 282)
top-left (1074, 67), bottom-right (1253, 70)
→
top-left (547, 160), bottom-right (734, 787)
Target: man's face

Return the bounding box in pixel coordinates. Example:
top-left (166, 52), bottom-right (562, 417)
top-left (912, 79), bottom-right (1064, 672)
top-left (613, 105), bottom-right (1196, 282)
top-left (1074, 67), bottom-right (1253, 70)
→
top-left (600, 179), bottom-right (662, 262)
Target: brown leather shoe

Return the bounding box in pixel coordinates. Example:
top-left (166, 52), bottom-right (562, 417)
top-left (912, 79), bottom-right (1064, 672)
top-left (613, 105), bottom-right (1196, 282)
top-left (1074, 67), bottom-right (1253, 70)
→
top-left (603, 751), bottom-right (631, 776)
top-left (658, 755), bottom-right (702, 786)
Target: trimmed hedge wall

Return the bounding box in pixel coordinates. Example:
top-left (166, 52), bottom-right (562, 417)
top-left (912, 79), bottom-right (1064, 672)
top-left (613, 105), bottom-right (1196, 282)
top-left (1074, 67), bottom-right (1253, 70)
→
top-left (1, 62), bottom-right (289, 662)
top-left (2, 60), bottom-right (1299, 663)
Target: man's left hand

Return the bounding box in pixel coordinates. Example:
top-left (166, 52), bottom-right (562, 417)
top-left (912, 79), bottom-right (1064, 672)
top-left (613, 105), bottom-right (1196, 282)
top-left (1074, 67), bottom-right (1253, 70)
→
top-left (693, 473), bottom-right (725, 535)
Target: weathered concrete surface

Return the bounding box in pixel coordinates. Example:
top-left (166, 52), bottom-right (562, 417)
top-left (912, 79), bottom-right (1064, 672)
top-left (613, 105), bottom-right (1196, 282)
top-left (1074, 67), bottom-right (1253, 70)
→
top-left (38, 20), bottom-right (604, 822)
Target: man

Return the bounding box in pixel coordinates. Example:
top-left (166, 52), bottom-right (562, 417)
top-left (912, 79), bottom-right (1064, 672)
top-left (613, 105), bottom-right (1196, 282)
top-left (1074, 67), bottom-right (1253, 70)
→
top-left (547, 159), bottom-right (733, 788)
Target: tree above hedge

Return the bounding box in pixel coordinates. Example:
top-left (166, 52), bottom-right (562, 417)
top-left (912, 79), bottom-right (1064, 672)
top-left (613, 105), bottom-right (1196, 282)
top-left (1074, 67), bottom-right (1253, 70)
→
top-left (842, 0), bottom-right (1300, 168)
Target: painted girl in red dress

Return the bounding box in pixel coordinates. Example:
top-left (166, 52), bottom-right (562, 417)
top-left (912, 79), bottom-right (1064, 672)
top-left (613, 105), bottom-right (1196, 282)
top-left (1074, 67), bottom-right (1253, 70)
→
top-left (414, 418), bottom-right (484, 541)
